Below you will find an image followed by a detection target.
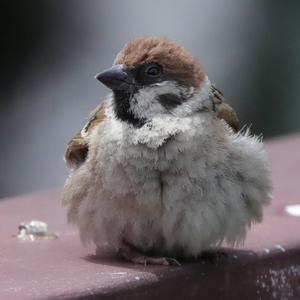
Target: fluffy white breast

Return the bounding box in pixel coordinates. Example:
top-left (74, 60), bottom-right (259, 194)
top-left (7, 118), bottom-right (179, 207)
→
top-left (63, 101), bottom-right (271, 257)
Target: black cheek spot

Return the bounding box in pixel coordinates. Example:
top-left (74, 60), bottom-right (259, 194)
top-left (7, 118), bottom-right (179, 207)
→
top-left (157, 93), bottom-right (183, 110)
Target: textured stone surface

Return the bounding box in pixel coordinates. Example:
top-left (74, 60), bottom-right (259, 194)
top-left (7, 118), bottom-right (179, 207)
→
top-left (0, 134), bottom-right (300, 299)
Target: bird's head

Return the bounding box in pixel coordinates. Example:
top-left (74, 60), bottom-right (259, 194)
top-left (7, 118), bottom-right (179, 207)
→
top-left (96, 36), bottom-right (211, 127)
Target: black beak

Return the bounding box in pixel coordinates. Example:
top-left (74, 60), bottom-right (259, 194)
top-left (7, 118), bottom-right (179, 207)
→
top-left (95, 64), bottom-right (134, 91)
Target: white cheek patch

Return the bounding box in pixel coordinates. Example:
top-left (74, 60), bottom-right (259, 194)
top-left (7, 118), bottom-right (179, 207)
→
top-left (128, 76), bottom-right (212, 120)
top-left (172, 76), bottom-right (212, 117)
top-left (129, 81), bottom-right (185, 120)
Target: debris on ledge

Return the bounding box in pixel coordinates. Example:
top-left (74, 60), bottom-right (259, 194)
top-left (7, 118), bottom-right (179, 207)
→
top-left (17, 220), bottom-right (58, 241)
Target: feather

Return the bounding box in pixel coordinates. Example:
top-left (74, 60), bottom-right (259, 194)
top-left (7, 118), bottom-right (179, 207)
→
top-left (64, 102), bottom-right (106, 167)
top-left (211, 84), bottom-right (240, 132)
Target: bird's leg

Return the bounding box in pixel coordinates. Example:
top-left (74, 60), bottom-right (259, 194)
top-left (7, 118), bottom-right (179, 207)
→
top-left (118, 240), bottom-right (181, 266)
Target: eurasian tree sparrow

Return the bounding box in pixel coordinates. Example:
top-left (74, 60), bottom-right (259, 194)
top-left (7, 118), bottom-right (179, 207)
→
top-left (63, 37), bottom-right (271, 265)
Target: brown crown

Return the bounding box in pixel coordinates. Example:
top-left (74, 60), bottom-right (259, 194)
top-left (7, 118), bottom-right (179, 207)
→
top-left (114, 36), bottom-right (205, 88)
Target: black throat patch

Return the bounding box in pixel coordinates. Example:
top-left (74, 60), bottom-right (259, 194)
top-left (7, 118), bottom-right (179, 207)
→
top-left (113, 90), bottom-right (146, 127)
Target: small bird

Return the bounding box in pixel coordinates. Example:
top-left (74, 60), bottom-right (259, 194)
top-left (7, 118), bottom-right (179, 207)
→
top-left (63, 36), bottom-right (271, 266)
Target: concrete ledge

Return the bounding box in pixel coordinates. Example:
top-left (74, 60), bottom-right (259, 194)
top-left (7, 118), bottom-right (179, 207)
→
top-left (1, 134), bottom-right (300, 300)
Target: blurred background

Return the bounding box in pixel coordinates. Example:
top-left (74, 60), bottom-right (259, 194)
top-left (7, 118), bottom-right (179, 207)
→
top-left (1, 0), bottom-right (299, 198)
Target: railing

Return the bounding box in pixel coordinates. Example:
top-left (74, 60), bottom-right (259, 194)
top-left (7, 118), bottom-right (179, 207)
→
top-left (1, 134), bottom-right (300, 300)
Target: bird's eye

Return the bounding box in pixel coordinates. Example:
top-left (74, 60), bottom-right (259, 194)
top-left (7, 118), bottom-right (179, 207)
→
top-left (145, 64), bottom-right (162, 77)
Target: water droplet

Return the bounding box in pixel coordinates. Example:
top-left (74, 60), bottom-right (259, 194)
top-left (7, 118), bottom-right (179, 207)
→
top-left (17, 220), bottom-right (58, 241)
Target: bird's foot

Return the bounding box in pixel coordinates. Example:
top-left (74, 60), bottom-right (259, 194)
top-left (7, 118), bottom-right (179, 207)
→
top-left (200, 249), bottom-right (228, 266)
top-left (129, 255), bottom-right (180, 266)
top-left (118, 241), bottom-right (180, 266)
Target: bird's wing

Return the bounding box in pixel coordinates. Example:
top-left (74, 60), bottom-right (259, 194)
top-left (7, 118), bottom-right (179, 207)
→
top-left (211, 84), bottom-right (240, 132)
top-left (65, 86), bottom-right (238, 167)
top-left (64, 102), bottom-right (106, 167)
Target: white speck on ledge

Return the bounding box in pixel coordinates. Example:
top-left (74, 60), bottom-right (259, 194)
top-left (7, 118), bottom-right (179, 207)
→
top-left (284, 204), bottom-right (300, 217)
top-left (274, 244), bottom-right (286, 252)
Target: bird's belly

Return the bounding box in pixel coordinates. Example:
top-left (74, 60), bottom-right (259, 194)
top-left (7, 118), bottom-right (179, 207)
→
top-left (73, 119), bottom-right (270, 258)
top-left (89, 139), bottom-right (217, 256)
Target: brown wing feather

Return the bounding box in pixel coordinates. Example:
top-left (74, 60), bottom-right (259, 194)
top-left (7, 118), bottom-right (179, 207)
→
top-left (64, 103), bottom-right (106, 167)
top-left (211, 84), bottom-right (239, 132)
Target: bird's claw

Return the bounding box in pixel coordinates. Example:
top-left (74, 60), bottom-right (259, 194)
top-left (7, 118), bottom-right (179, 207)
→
top-left (118, 241), bottom-right (181, 266)
top-left (131, 255), bottom-right (181, 266)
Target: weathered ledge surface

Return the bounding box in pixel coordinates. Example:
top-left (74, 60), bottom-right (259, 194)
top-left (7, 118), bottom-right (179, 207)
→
top-left (0, 134), bottom-right (300, 300)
